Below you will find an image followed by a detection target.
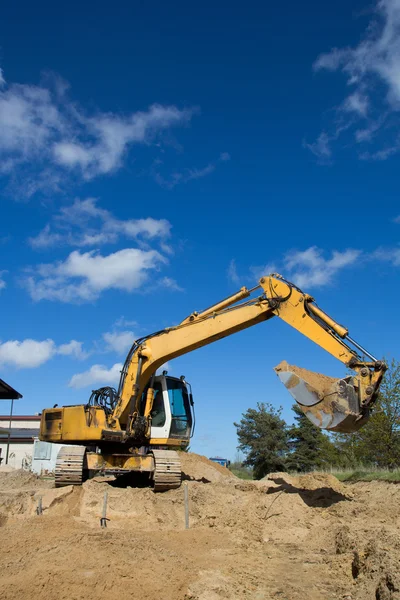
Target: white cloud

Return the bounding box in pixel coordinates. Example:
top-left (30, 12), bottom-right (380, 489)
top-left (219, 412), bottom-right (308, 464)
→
top-left (0, 70), bottom-right (196, 197)
top-left (234, 247), bottom-right (361, 291)
top-left (373, 246), bottom-right (400, 265)
top-left (57, 340), bottom-right (88, 359)
top-left (284, 247), bottom-right (361, 288)
top-left (103, 330), bottom-right (135, 354)
top-left (0, 339), bottom-right (55, 368)
top-left (68, 362), bottom-right (123, 389)
top-left (28, 224), bottom-right (64, 249)
top-left (23, 247), bottom-right (167, 303)
top-left (0, 338), bottom-right (86, 368)
top-left (52, 104), bottom-right (194, 178)
top-left (342, 92), bottom-right (369, 117)
top-left (309, 0), bottom-right (400, 160)
top-left (28, 198), bottom-right (171, 249)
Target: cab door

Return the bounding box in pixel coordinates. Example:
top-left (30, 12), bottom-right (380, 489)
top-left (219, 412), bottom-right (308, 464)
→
top-left (150, 376), bottom-right (172, 440)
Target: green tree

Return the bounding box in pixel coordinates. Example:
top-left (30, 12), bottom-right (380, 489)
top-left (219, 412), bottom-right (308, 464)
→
top-left (333, 359), bottom-right (400, 469)
top-left (286, 404), bottom-right (338, 471)
top-left (234, 403), bottom-right (288, 479)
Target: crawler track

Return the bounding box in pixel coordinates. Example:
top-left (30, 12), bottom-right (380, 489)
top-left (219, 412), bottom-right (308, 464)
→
top-left (55, 446), bottom-right (86, 487)
top-left (152, 449), bottom-right (182, 492)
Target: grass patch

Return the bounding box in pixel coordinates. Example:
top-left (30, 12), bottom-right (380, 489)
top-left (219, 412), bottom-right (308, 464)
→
top-left (331, 469), bottom-right (400, 483)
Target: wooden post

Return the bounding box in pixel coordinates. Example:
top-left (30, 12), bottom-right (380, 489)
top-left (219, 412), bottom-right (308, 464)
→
top-left (184, 483), bottom-right (189, 529)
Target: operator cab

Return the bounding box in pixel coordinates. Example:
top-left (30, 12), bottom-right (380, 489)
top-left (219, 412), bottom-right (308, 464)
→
top-left (144, 374), bottom-right (194, 443)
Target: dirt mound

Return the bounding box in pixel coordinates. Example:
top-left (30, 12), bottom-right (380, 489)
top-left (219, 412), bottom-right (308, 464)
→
top-left (0, 469), bottom-right (47, 490)
top-left (262, 471), bottom-right (353, 505)
top-left (2, 457), bottom-right (400, 600)
top-left (180, 452), bottom-right (236, 483)
top-left (0, 465), bottom-right (16, 473)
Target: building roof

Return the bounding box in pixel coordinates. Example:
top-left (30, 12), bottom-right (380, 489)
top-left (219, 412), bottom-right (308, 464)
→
top-left (0, 378), bottom-right (22, 400)
top-left (0, 415), bottom-right (41, 422)
top-left (0, 428), bottom-right (39, 441)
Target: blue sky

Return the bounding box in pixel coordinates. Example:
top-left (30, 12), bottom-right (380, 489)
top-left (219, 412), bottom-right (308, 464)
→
top-left (0, 0), bottom-right (399, 460)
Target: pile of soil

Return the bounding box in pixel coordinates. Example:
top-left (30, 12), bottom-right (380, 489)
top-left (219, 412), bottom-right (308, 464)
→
top-left (1, 456), bottom-right (400, 600)
top-left (0, 468), bottom-right (49, 490)
top-left (0, 465), bottom-right (16, 473)
top-left (180, 452), bottom-right (235, 483)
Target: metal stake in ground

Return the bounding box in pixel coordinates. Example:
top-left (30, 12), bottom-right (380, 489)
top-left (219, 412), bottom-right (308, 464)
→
top-left (36, 496), bottom-right (43, 516)
top-left (184, 483), bottom-right (189, 529)
top-left (100, 491), bottom-right (109, 528)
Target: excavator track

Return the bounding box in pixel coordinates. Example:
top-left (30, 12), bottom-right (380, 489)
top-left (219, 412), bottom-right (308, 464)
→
top-left (55, 446), bottom-right (86, 487)
top-left (152, 449), bottom-right (182, 492)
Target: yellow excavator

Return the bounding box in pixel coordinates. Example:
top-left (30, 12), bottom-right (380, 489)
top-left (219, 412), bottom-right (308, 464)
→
top-left (39, 274), bottom-right (386, 490)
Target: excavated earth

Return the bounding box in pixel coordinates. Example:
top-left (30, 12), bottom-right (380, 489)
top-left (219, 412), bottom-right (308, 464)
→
top-left (1, 454), bottom-right (400, 600)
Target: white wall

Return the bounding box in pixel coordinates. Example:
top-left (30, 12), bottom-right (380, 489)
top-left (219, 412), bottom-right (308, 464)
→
top-left (0, 442), bottom-right (33, 469)
top-left (0, 419), bottom-right (41, 429)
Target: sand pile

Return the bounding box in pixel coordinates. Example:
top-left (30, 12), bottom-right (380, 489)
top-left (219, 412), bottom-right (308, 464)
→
top-left (0, 468), bottom-right (50, 490)
top-left (0, 465), bottom-right (16, 473)
top-left (180, 452), bottom-right (235, 483)
top-left (1, 454), bottom-right (400, 600)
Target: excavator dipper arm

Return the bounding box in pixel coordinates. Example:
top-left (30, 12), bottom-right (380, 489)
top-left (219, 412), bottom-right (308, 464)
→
top-left (110, 274), bottom-right (385, 438)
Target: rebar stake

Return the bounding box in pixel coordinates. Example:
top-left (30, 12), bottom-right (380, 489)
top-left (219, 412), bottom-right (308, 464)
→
top-left (100, 491), bottom-right (109, 528)
top-left (36, 496), bottom-right (43, 516)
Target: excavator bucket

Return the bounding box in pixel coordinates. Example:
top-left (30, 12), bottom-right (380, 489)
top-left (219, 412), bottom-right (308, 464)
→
top-left (274, 361), bottom-right (368, 433)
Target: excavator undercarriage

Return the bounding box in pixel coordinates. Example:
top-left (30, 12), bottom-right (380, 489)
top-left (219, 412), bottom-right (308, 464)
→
top-left (54, 446), bottom-right (182, 491)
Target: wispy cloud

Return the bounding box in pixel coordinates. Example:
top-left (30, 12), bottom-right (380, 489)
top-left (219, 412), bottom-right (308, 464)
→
top-left (0, 337), bottom-right (87, 369)
top-left (159, 276), bottom-right (184, 292)
top-left (0, 68), bottom-right (196, 198)
top-left (307, 0), bottom-right (400, 161)
top-left (283, 247), bottom-right (361, 288)
top-left (103, 330), bottom-right (135, 354)
top-left (0, 270), bottom-right (7, 291)
top-left (28, 198), bottom-right (171, 250)
top-left (229, 246), bottom-right (361, 289)
top-left (372, 246), bottom-right (400, 266)
top-left (303, 132), bottom-right (332, 163)
top-left (22, 247), bottom-right (168, 303)
top-left (154, 152), bottom-right (230, 189)
top-left (227, 259), bottom-right (240, 284)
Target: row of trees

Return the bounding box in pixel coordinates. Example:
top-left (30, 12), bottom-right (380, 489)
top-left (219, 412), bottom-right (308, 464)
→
top-left (234, 359), bottom-right (400, 479)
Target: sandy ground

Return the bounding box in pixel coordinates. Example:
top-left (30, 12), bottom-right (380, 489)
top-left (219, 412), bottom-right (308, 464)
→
top-left (1, 454), bottom-right (400, 600)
